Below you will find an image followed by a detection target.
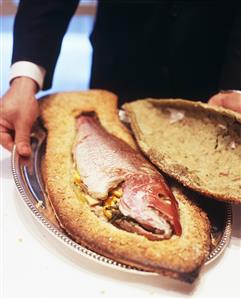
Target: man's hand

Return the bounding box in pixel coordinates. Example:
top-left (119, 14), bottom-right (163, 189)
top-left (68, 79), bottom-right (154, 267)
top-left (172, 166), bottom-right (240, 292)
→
top-left (0, 77), bottom-right (39, 156)
top-left (208, 91), bottom-right (241, 114)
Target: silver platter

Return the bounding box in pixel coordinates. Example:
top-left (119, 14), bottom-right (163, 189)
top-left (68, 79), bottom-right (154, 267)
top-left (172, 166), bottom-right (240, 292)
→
top-left (11, 122), bottom-right (232, 275)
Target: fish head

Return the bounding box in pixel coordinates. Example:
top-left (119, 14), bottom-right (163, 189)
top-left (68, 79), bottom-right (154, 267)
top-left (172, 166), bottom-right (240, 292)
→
top-left (119, 173), bottom-right (182, 237)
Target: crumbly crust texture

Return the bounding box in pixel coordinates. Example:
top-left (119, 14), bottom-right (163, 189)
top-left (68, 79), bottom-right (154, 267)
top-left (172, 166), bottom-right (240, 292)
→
top-left (40, 91), bottom-right (211, 283)
top-left (124, 99), bottom-right (241, 204)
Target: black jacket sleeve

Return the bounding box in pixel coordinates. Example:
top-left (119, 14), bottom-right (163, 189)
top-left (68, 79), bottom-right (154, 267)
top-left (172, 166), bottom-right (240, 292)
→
top-left (219, 2), bottom-right (241, 91)
top-left (12, 0), bottom-right (79, 90)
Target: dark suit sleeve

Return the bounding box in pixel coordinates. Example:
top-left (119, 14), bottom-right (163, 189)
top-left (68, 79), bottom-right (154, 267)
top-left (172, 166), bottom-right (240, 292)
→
top-left (219, 3), bottom-right (241, 91)
top-left (12, 0), bottom-right (79, 90)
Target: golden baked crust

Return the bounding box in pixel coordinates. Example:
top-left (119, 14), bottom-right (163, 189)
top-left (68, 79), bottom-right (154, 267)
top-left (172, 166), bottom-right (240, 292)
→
top-left (124, 99), bottom-right (241, 204)
top-left (40, 91), bottom-right (211, 283)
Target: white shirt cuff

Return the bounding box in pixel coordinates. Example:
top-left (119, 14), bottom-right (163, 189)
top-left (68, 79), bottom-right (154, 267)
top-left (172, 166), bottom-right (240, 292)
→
top-left (10, 61), bottom-right (46, 90)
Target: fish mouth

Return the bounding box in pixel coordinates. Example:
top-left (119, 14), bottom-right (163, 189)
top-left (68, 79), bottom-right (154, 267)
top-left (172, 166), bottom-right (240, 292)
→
top-left (114, 216), bottom-right (172, 241)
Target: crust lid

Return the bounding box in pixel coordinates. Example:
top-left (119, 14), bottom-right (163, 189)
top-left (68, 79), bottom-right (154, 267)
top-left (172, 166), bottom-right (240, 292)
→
top-left (124, 99), bottom-right (241, 204)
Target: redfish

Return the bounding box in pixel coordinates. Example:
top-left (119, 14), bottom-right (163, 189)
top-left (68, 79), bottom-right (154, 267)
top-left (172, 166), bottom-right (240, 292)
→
top-left (73, 115), bottom-right (182, 239)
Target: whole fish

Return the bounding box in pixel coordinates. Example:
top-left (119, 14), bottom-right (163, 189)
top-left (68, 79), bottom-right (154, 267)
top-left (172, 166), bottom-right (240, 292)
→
top-left (73, 115), bottom-right (182, 239)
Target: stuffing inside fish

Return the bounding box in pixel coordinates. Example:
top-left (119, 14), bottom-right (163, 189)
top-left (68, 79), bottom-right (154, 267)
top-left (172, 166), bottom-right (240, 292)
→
top-left (73, 115), bottom-right (182, 240)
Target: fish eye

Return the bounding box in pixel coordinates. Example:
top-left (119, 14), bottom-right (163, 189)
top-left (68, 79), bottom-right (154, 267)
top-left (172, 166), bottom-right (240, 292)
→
top-left (158, 194), bottom-right (171, 204)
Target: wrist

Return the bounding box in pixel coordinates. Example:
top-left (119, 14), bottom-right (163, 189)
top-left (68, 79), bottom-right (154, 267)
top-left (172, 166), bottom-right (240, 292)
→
top-left (10, 77), bottom-right (39, 95)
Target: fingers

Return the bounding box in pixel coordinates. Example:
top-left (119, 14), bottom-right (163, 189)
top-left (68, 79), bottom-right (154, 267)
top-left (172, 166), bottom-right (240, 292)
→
top-left (0, 79), bottom-right (39, 156)
top-left (0, 115), bottom-right (32, 156)
top-left (208, 93), bottom-right (241, 114)
top-left (0, 118), bottom-right (14, 151)
top-left (221, 96), bottom-right (241, 113)
top-left (208, 93), bottom-right (224, 106)
top-left (0, 119), bottom-right (32, 157)
top-left (15, 122), bottom-right (32, 157)
top-left (0, 129), bottom-right (14, 151)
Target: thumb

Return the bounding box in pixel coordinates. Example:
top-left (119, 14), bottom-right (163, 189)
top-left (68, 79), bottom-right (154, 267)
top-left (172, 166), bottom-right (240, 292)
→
top-left (15, 122), bottom-right (32, 157)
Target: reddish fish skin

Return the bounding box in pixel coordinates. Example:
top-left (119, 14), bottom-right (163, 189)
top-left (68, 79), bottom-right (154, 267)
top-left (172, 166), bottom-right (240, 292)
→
top-left (74, 115), bottom-right (182, 236)
top-left (120, 174), bottom-right (182, 236)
